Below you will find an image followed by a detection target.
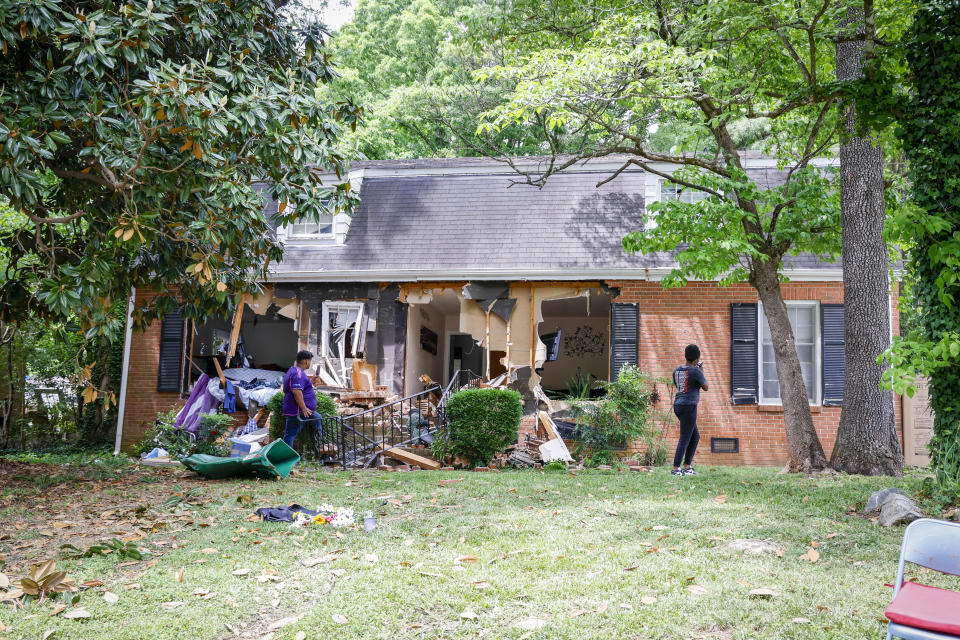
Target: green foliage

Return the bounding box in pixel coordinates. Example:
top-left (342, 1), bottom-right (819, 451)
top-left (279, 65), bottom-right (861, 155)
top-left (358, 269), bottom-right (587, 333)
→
top-left (163, 484), bottom-right (205, 510)
top-left (136, 409), bottom-right (193, 459)
top-left (61, 538), bottom-right (146, 561)
top-left (544, 460), bottom-right (568, 472)
top-left (565, 367), bottom-right (594, 400)
top-left (325, 0), bottom-right (575, 159)
top-left (192, 413), bottom-right (234, 457)
top-left (0, 0), bottom-right (359, 337)
top-left (137, 409), bottom-right (235, 460)
top-left (267, 392), bottom-right (285, 442)
top-left (573, 366), bottom-right (665, 466)
top-left (443, 388), bottom-right (523, 466)
top-left (880, 0), bottom-right (960, 477)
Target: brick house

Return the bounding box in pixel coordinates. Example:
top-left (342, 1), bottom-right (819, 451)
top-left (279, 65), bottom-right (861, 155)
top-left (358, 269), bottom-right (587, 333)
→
top-left (114, 155), bottom-right (904, 466)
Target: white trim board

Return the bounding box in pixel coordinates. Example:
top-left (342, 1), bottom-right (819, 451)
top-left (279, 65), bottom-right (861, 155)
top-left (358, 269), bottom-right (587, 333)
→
top-left (266, 267), bottom-right (845, 283)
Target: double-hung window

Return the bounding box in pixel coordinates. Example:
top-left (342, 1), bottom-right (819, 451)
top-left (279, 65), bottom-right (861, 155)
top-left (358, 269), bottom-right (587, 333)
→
top-left (660, 180), bottom-right (709, 204)
top-left (758, 302), bottom-right (820, 405)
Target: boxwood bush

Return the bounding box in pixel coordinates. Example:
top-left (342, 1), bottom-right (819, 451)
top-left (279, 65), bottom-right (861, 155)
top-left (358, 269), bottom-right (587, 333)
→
top-left (443, 388), bottom-right (523, 466)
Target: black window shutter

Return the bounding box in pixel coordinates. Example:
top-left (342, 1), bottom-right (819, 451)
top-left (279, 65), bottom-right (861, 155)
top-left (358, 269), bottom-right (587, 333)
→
top-left (730, 303), bottom-right (758, 404)
top-left (610, 303), bottom-right (639, 380)
top-left (822, 303), bottom-right (845, 406)
top-left (157, 310), bottom-right (184, 392)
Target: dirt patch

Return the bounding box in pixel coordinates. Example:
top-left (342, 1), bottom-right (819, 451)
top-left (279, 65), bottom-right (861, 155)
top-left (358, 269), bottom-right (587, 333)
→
top-left (0, 460), bottom-right (208, 573)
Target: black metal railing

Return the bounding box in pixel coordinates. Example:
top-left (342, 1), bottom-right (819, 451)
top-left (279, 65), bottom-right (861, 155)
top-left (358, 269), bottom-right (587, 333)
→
top-left (440, 369), bottom-right (484, 408)
top-left (329, 385), bottom-right (442, 468)
top-left (327, 370), bottom-right (487, 469)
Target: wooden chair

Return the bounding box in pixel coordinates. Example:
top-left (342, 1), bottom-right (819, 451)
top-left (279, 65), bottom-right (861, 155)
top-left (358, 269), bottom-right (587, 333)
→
top-left (886, 518), bottom-right (960, 639)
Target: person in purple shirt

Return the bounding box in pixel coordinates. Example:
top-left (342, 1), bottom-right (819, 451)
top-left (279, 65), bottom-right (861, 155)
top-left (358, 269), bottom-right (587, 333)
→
top-left (671, 344), bottom-right (709, 477)
top-left (282, 350), bottom-right (321, 448)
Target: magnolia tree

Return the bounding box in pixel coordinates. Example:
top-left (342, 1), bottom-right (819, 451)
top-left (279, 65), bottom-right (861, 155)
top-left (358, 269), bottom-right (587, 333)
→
top-left (0, 0), bottom-right (359, 400)
top-left (471, 0), bottom-right (857, 471)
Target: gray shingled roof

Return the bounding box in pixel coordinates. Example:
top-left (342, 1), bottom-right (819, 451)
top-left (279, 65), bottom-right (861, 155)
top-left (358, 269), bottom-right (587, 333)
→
top-left (271, 159), bottom-right (840, 281)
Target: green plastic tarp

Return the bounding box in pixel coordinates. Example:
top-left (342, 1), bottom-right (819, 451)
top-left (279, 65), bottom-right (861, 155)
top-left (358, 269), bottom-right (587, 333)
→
top-left (180, 440), bottom-right (300, 479)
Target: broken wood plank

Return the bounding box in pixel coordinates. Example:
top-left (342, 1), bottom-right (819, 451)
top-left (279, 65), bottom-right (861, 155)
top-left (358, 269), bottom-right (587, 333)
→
top-left (212, 355), bottom-right (227, 389)
top-left (538, 410), bottom-right (561, 441)
top-left (377, 447), bottom-right (441, 470)
top-left (227, 293), bottom-right (248, 359)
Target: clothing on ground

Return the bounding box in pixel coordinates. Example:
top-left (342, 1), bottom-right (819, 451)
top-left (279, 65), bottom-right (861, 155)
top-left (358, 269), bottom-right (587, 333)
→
top-left (673, 365), bottom-right (707, 405)
top-left (282, 365), bottom-right (317, 416)
top-left (254, 504), bottom-right (319, 522)
top-left (673, 403), bottom-right (700, 468)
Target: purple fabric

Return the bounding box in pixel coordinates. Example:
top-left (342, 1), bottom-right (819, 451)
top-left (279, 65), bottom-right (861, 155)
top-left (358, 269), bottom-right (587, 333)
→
top-left (282, 366), bottom-right (316, 416)
top-left (175, 374), bottom-right (220, 434)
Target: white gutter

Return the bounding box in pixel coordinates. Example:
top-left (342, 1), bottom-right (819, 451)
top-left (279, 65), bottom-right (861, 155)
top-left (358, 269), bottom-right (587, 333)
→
top-left (266, 267), bottom-right (846, 283)
top-left (113, 287), bottom-right (135, 456)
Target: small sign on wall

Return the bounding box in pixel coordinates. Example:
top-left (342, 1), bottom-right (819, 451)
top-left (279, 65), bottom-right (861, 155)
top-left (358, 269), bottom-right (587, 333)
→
top-left (420, 327), bottom-right (438, 355)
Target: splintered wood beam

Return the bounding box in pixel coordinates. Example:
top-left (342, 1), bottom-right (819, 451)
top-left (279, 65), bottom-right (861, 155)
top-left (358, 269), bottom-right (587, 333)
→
top-left (378, 446), bottom-right (441, 470)
top-left (212, 354), bottom-right (227, 388)
top-left (538, 410), bottom-right (561, 441)
top-left (227, 293), bottom-right (249, 359)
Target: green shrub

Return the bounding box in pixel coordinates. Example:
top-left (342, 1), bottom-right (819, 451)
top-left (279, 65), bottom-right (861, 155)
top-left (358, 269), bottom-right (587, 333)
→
top-left (266, 391), bottom-right (339, 457)
top-left (192, 413), bottom-right (234, 457)
top-left (565, 367), bottom-right (595, 400)
top-left (443, 388), bottom-right (522, 466)
top-left (135, 409), bottom-right (195, 460)
top-left (573, 366), bottom-right (666, 466)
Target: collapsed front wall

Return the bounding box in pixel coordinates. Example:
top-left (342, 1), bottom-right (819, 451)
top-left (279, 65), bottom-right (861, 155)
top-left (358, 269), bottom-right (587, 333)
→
top-left (119, 280), bottom-right (907, 467)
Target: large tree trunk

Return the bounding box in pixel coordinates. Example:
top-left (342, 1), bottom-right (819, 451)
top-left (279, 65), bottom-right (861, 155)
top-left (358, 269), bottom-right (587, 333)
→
top-left (752, 262), bottom-right (828, 472)
top-left (829, 6), bottom-right (904, 476)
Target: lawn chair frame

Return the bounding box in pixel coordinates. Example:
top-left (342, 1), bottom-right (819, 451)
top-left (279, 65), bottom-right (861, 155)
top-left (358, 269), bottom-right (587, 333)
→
top-left (887, 518), bottom-right (960, 640)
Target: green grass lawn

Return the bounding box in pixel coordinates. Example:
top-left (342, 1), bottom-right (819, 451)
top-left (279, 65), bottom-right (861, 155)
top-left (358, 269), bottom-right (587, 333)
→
top-left (0, 458), bottom-right (939, 640)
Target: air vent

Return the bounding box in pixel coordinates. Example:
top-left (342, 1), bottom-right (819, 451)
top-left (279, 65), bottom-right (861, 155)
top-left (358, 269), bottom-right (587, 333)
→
top-left (711, 437), bottom-right (740, 454)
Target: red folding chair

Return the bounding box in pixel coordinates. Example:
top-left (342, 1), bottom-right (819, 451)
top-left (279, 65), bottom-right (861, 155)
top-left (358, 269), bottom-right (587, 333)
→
top-left (886, 518), bottom-right (960, 639)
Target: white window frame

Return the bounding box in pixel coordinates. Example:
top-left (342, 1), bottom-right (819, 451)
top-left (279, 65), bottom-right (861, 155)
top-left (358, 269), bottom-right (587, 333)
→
top-left (660, 179), bottom-right (709, 204)
top-left (757, 301), bottom-right (821, 406)
top-left (320, 301), bottom-right (365, 359)
top-left (280, 203), bottom-right (335, 242)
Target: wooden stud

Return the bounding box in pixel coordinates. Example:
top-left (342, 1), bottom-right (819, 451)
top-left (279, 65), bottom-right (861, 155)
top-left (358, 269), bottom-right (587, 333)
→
top-left (378, 446), bottom-right (441, 470)
top-left (212, 354), bottom-right (227, 388)
top-left (227, 293), bottom-right (248, 360)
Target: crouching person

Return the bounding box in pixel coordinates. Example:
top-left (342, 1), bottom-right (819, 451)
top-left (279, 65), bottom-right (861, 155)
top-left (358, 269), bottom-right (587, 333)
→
top-left (282, 350), bottom-right (322, 448)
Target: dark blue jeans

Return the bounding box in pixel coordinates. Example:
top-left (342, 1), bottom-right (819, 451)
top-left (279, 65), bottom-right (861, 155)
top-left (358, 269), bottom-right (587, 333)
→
top-left (672, 403), bottom-right (700, 467)
top-left (283, 411), bottom-right (321, 448)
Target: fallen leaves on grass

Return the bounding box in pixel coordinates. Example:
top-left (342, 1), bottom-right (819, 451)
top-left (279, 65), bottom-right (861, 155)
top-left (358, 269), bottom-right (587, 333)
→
top-left (460, 609), bottom-right (479, 620)
top-left (457, 555), bottom-right (479, 564)
top-left (641, 596), bottom-right (658, 605)
top-left (687, 585), bottom-right (709, 596)
top-left (232, 568), bottom-right (251, 576)
top-left (103, 591), bottom-right (119, 604)
top-left (63, 607), bottom-right (92, 619)
top-left (799, 548), bottom-right (821, 563)
top-left (713, 495), bottom-right (728, 505)
top-left (332, 613), bottom-right (349, 624)
top-left (748, 588), bottom-right (777, 598)
top-left (161, 601), bottom-right (186, 610)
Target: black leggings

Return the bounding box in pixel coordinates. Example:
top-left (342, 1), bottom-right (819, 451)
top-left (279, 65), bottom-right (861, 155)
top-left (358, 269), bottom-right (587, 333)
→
top-left (673, 404), bottom-right (700, 467)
